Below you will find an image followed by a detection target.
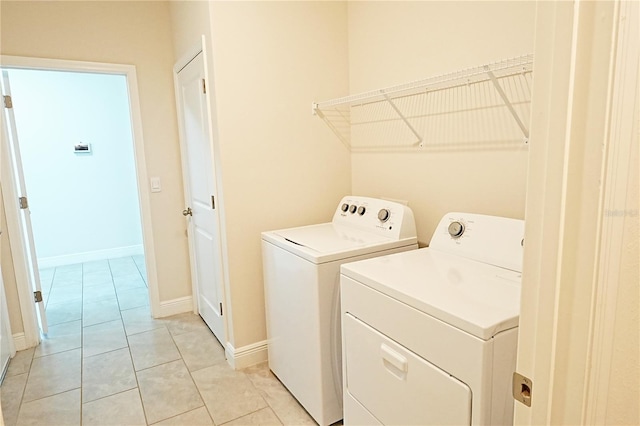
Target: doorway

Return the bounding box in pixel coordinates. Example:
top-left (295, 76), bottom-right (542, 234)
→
top-left (0, 56), bottom-right (159, 346)
top-left (5, 69), bottom-right (145, 268)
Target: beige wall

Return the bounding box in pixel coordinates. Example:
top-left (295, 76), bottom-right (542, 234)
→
top-left (0, 1), bottom-right (191, 308)
top-left (348, 1), bottom-right (536, 245)
top-left (170, 1), bottom-right (351, 348)
top-left (169, 1), bottom-right (212, 61)
top-left (210, 1), bottom-right (351, 349)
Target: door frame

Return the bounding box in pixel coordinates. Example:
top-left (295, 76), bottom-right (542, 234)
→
top-left (172, 36), bottom-right (229, 346)
top-left (515, 0), bottom-right (636, 424)
top-left (0, 55), bottom-right (161, 346)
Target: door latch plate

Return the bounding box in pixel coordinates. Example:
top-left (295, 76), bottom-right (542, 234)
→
top-left (513, 372), bottom-right (533, 407)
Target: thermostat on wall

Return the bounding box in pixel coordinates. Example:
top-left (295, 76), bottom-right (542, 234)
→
top-left (74, 143), bottom-right (91, 154)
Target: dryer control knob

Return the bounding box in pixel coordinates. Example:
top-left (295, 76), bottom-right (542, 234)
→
top-left (378, 209), bottom-right (391, 222)
top-left (349, 205), bottom-right (358, 214)
top-left (341, 203), bottom-right (349, 212)
top-left (448, 221), bottom-right (465, 238)
top-left (357, 206), bottom-right (366, 216)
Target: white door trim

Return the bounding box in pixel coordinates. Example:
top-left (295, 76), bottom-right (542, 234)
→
top-left (515, 1), bottom-right (626, 424)
top-left (0, 55), bottom-right (161, 333)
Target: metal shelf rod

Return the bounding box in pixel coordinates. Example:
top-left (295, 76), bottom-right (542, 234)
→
top-left (313, 54), bottom-right (533, 110)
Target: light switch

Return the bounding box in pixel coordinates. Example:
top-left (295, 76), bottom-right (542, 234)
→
top-left (150, 177), bottom-right (162, 193)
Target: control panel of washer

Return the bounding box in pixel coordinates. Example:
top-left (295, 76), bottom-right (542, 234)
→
top-left (333, 196), bottom-right (417, 240)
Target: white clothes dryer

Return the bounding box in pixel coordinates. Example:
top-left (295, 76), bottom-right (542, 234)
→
top-left (262, 196), bottom-right (418, 425)
top-left (340, 212), bottom-right (525, 425)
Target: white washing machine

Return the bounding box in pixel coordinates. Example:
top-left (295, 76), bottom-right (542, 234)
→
top-left (340, 212), bottom-right (524, 425)
top-left (262, 196), bottom-right (418, 426)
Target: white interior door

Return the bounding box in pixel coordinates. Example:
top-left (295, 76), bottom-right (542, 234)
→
top-left (175, 52), bottom-right (225, 343)
top-left (1, 70), bottom-right (47, 335)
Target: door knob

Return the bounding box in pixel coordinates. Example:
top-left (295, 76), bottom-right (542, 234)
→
top-left (182, 207), bottom-right (193, 216)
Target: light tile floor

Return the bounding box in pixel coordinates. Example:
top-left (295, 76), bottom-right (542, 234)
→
top-left (1, 257), bottom-right (315, 426)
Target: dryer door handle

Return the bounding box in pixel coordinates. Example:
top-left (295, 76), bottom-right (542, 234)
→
top-left (381, 344), bottom-right (408, 379)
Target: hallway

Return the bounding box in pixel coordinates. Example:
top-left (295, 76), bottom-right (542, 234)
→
top-left (1, 257), bottom-right (313, 425)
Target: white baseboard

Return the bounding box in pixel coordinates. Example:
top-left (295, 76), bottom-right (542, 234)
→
top-left (13, 332), bottom-right (27, 351)
top-left (225, 340), bottom-right (268, 370)
top-left (38, 244), bottom-right (144, 269)
top-left (156, 296), bottom-right (193, 318)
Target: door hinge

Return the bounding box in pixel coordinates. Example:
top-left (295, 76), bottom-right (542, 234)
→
top-left (3, 95), bottom-right (12, 109)
top-left (34, 291), bottom-right (43, 303)
top-left (219, 302), bottom-right (223, 316)
top-left (211, 195), bottom-right (215, 210)
top-left (202, 78), bottom-right (207, 94)
top-left (19, 196), bottom-right (28, 209)
top-left (513, 372), bottom-right (533, 407)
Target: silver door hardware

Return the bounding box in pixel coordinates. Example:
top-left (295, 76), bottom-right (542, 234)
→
top-left (513, 372), bottom-right (533, 407)
top-left (211, 195), bottom-right (215, 210)
top-left (182, 207), bottom-right (193, 216)
top-left (3, 95), bottom-right (13, 108)
top-left (19, 196), bottom-right (28, 209)
top-left (34, 291), bottom-right (43, 303)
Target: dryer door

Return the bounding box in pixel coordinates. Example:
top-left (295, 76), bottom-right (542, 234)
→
top-left (344, 313), bottom-right (472, 425)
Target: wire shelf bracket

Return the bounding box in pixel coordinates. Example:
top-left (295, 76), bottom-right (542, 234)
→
top-left (381, 91), bottom-right (424, 147)
top-left (485, 66), bottom-right (530, 143)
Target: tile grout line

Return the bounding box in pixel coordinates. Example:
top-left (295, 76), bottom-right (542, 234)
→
top-left (15, 264), bottom-right (58, 420)
top-left (233, 367), bottom-right (286, 426)
top-left (167, 318), bottom-right (285, 425)
top-left (116, 257), bottom-right (152, 426)
top-left (164, 325), bottom-right (211, 425)
top-left (11, 348), bottom-right (34, 425)
top-left (16, 267), bottom-right (80, 420)
top-left (109, 257), bottom-right (124, 318)
top-left (132, 254), bottom-right (147, 287)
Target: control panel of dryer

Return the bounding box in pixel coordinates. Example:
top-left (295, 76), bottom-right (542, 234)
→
top-left (332, 196), bottom-right (417, 241)
top-left (430, 212), bottom-right (525, 273)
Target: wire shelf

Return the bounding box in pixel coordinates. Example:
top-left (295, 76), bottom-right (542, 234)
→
top-left (313, 54), bottom-right (534, 151)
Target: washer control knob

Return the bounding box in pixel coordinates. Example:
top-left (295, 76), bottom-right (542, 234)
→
top-left (349, 205), bottom-right (358, 214)
top-left (378, 209), bottom-right (391, 222)
top-left (341, 203), bottom-right (349, 212)
top-left (448, 221), bottom-right (465, 238)
top-left (357, 206), bottom-right (366, 216)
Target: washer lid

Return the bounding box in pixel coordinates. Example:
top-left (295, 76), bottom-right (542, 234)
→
top-left (275, 223), bottom-right (392, 252)
top-left (262, 223), bottom-right (416, 264)
top-left (341, 248), bottom-right (522, 340)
